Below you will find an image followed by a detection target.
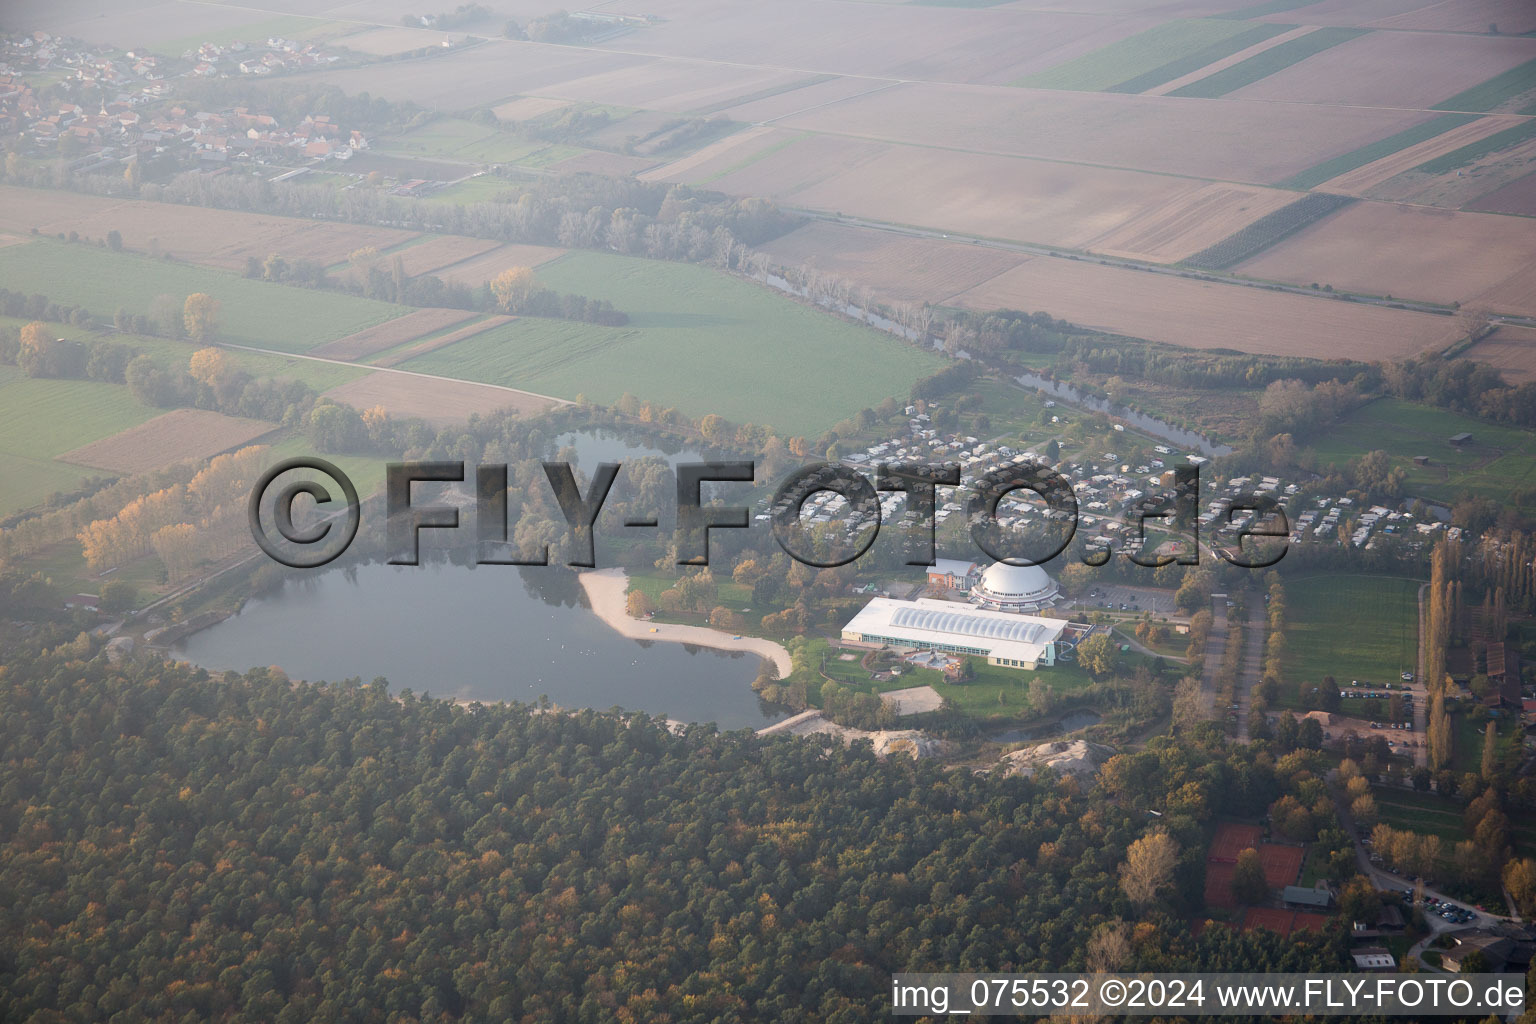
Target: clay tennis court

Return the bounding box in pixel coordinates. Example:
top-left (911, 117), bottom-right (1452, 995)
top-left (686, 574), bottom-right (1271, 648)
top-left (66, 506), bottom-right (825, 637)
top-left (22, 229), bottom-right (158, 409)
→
top-left (1208, 823), bottom-right (1263, 862)
top-left (1257, 844), bottom-right (1304, 888)
top-left (1205, 862), bottom-right (1239, 909)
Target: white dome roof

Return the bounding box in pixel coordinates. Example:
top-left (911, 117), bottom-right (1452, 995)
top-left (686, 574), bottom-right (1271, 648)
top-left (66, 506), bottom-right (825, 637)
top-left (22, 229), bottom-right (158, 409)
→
top-left (976, 561), bottom-right (1054, 598)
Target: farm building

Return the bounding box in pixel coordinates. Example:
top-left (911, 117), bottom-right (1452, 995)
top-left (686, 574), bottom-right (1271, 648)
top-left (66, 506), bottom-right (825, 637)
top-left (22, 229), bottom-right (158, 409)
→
top-left (968, 561), bottom-right (1061, 614)
top-left (841, 597), bottom-right (1066, 670)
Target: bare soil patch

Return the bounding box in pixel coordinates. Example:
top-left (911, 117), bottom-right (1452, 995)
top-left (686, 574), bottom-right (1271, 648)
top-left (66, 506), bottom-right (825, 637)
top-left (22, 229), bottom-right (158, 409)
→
top-left (432, 243), bottom-right (566, 287)
top-left (59, 409), bottom-right (275, 475)
top-left (333, 26), bottom-right (453, 56)
top-left (321, 371), bottom-right (560, 426)
top-left (769, 81), bottom-right (1432, 184)
top-left (550, 151), bottom-right (660, 177)
top-left (309, 308), bottom-right (478, 361)
top-left (1465, 169), bottom-right (1536, 216)
top-left (388, 236), bottom-right (500, 278)
top-left (1085, 183), bottom-right (1297, 263)
top-left (710, 134), bottom-right (1204, 250)
top-left (1230, 31), bottom-right (1536, 109)
top-left (952, 257), bottom-right (1456, 360)
top-left (1369, 0), bottom-right (1536, 34)
top-left (492, 96), bottom-right (573, 123)
top-left (1235, 201), bottom-right (1536, 308)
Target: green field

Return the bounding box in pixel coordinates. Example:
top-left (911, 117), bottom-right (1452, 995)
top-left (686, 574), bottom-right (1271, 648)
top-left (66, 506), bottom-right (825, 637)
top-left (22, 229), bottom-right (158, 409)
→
top-left (1106, 24), bottom-right (1293, 94)
top-left (47, 325), bottom-right (368, 392)
top-left (1278, 113), bottom-right (1479, 190)
top-left (0, 366), bottom-right (161, 514)
top-left (0, 241), bottom-right (407, 353)
top-left (1374, 782), bottom-right (1536, 852)
top-left (1435, 58), bottom-right (1536, 113)
top-left (1168, 27), bottom-right (1369, 99)
top-left (1310, 399), bottom-right (1536, 508)
top-left (1284, 575), bottom-right (1419, 687)
top-left (1415, 120), bottom-right (1536, 174)
top-left (1016, 19), bottom-right (1266, 92)
top-left (379, 118), bottom-right (542, 164)
top-left (401, 252), bottom-right (945, 435)
top-left (421, 175), bottom-right (522, 205)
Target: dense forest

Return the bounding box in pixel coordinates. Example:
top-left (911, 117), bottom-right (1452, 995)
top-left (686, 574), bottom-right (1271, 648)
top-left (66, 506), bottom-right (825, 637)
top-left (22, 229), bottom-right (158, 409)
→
top-left (0, 635), bottom-right (1348, 1023)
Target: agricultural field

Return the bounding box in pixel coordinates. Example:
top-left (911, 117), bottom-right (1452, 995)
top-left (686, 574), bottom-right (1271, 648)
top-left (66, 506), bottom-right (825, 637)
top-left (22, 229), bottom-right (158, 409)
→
top-left (640, 126), bottom-right (803, 186)
top-left (0, 241), bottom-right (409, 353)
top-left (770, 81), bottom-right (1432, 183)
top-left (373, 316), bottom-right (514, 367)
top-left (0, 187), bottom-right (417, 273)
top-left (1434, 57), bottom-right (1536, 113)
top-left (401, 252), bottom-right (944, 434)
top-left (757, 221), bottom-right (1027, 305)
top-left (431, 243), bottom-right (567, 288)
top-left (319, 371), bottom-right (562, 428)
top-left (0, 367), bottom-right (160, 515)
top-left (1182, 193), bottom-right (1354, 270)
top-left (1415, 120), bottom-right (1536, 175)
top-left (949, 257), bottom-right (1454, 360)
top-left (1310, 398), bottom-right (1536, 507)
top-left (1168, 27), bottom-right (1369, 99)
top-left (1467, 170), bottom-right (1536, 216)
top-left (1014, 18), bottom-right (1280, 92)
top-left (377, 236), bottom-right (501, 279)
top-left (1086, 183), bottom-right (1299, 264)
top-left (1278, 113), bottom-right (1480, 190)
top-left (1461, 326), bottom-right (1536, 385)
top-left (332, 26), bottom-right (455, 56)
top-left (1137, 26), bottom-right (1312, 97)
top-left (491, 97), bottom-right (573, 123)
top-left (59, 409), bottom-right (276, 475)
top-left (378, 118), bottom-right (544, 165)
top-left (1283, 575), bottom-right (1419, 688)
top-left (1233, 202), bottom-right (1536, 311)
top-left (1226, 31), bottom-right (1536, 110)
top-left (308, 308), bottom-right (479, 362)
top-left (1368, 0), bottom-right (1536, 34)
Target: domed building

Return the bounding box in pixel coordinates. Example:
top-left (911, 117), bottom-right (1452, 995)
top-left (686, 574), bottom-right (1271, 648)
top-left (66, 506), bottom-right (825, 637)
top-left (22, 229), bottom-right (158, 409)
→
top-left (968, 561), bottom-right (1060, 614)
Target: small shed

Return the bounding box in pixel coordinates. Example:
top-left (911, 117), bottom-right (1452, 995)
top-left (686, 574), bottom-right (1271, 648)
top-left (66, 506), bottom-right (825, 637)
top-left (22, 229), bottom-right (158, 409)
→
top-left (1449, 432), bottom-right (1472, 446)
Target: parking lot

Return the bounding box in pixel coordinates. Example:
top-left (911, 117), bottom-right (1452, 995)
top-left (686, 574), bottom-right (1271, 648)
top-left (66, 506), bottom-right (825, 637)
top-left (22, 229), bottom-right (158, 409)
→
top-left (1076, 584), bottom-right (1178, 616)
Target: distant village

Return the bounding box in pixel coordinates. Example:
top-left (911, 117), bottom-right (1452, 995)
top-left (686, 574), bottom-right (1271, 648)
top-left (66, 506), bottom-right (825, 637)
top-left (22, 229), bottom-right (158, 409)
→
top-left (0, 31), bottom-right (366, 172)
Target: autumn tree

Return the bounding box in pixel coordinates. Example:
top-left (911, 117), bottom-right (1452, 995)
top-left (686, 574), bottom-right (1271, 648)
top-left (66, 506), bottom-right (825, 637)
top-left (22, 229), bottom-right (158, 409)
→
top-left (1076, 632), bottom-right (1116, 677)
top-left (188, 347), bottom-right (229, 387)
top-left (490, 266), bottom-right (539, 313)
top-left (183, 293), bottom-right (221, 343)
top-left (626, 590), bottom-right (654, 619)
top-left (1119, 830), bottom-right (1178, 907)
top-left (1232, 848), bottom-right (1268, 904)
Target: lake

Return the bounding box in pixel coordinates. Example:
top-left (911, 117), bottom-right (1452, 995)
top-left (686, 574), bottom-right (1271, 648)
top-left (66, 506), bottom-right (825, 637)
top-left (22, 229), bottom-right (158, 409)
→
top-left (178, 560), bottom-right (787, 729)
top-left (179, 429), bottom-right (784, 729)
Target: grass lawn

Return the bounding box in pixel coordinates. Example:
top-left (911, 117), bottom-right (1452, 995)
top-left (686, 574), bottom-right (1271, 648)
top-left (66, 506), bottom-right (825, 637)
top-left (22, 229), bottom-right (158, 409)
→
top-left (0, 366), bottom-right (161, 515)
top-left (1310, 399), bottom-right (1536, 509)
top-left (402, 252), bottom-right (945, 435)
top-left (1015, 19), bottom-right (1266, 91)
top-left (422, 176), bottom-right (522, 205)
top-left (379, 118), bottom-right (541, 164)
top-left (1284, 574), bottom-right (1418, 686)
top-left (0, 241), bottom-right (408, 354)
top-left (1169, 27), bottom-right (1370, 98)
top-left (1279, 113), bottom-right (1479, 190)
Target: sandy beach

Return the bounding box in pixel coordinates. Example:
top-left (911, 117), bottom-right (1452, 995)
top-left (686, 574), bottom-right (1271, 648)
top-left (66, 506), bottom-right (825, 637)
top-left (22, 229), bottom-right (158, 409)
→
top-left (578, 568), bottom-right (794, 678)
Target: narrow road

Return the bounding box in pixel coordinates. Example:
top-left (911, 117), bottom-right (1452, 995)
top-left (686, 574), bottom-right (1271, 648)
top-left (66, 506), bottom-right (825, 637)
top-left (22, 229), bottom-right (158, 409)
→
top-left (1234, 597), bottom-right (1264, 742)
top-left (1199, 597), bottom-right (1229, 721)
top-left (1414, 582), bottom-right (1429, 768)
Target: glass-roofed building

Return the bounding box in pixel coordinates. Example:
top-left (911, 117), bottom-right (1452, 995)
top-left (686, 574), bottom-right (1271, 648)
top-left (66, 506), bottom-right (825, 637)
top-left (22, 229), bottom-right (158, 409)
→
top-left (840, 597), bottom-right (1067, 670)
